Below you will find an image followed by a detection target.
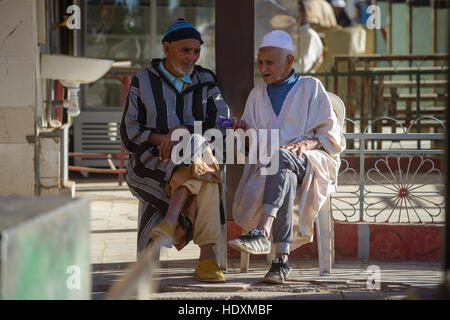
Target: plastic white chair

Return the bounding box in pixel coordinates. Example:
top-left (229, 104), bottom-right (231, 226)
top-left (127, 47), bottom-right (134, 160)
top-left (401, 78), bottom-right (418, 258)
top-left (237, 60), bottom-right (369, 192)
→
top-left (237, 91), bottom-right (346, 275)
top-left (316, 92), bottom-right (345, 275)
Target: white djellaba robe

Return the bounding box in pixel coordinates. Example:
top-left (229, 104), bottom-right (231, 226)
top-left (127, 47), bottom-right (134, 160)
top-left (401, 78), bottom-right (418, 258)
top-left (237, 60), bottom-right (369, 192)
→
top-left (232, 76), bottom-right (346, 251)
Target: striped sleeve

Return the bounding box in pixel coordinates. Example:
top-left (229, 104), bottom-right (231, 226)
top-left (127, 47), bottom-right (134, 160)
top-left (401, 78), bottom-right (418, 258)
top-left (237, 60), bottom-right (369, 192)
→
top-left (120, 76), bottom-right (154, 154)
top-left (204, 85), bottom-right (230, 135)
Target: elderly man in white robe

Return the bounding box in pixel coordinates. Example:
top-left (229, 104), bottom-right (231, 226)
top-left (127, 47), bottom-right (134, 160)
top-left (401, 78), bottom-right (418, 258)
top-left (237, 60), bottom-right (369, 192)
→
top-left (228, 30), bottom-right (345, 284)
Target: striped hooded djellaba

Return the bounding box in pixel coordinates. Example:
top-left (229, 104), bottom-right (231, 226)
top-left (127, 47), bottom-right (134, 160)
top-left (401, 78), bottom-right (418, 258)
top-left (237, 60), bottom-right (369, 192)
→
top-left (120, 58), bottom-right (230, 256)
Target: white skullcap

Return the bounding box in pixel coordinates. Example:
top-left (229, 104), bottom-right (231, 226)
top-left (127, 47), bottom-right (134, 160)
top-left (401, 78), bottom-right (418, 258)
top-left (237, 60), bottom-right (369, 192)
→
top-left (331, 0), bottom-right (346, 8)
top-left (258, 30), bottom-right (293, 52)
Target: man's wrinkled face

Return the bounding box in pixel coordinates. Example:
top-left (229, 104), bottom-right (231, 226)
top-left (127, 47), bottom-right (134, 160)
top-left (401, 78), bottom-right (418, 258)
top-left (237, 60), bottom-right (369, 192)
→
top-left (163, 38), bottom-right (201, 77)
top-left (257, 46), bottom-right (292, 85)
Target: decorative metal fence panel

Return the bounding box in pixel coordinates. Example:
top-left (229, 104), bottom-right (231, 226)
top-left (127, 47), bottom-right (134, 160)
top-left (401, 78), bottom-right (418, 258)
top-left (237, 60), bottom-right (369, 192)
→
top-left (307, 67), bottom-right (448, 140)
top-left (334, 116), bottom-right (446, 225)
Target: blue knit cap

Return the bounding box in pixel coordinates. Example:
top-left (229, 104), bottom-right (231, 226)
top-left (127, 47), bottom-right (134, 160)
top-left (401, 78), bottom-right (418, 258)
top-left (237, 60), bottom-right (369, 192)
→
top-left (162, 18), bottom-right (204, 44)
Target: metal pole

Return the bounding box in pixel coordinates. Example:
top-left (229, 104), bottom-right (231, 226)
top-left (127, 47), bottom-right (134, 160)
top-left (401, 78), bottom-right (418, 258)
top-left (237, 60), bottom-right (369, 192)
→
top-left (370, 73), bottom-right (374, 148)
top-left (359, 134), bottom-right (365, 222)
top-left (417, 72), bottom-right (421, 148)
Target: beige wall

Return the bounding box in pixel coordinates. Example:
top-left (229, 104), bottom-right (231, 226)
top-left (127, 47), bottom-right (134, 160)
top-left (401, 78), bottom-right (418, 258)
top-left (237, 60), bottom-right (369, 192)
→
top-left (0, 0), bottom-right (41, 195)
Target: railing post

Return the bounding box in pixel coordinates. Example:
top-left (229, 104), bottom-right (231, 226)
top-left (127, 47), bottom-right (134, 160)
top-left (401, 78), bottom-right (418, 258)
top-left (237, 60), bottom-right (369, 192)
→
top-left (359, 132), bottom-right (365, 222)
top-left (370, 73), bottom-right (375, 149)
top-left (417, 72), bottom-right (422, 148)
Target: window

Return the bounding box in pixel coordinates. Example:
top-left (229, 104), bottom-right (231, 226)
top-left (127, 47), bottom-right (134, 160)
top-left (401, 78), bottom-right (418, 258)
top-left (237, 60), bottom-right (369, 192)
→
top-left (80, 0), bottom-right (215, 109)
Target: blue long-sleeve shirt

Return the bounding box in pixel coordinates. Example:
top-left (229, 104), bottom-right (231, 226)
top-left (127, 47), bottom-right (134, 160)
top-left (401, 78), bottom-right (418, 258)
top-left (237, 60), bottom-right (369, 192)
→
top-left (267, 70), bottom-right (299, 116)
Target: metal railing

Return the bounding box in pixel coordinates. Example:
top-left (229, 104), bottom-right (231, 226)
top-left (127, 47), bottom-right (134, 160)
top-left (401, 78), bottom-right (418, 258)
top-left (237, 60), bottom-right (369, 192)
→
top-left (70, 67), bottom-right (137, 185)
top-left (310, 69), bottom-right (447, 118)
top-left (300, 63), bottom-right (447, 223)
top-left (334, 116), bottom-right (446, 224)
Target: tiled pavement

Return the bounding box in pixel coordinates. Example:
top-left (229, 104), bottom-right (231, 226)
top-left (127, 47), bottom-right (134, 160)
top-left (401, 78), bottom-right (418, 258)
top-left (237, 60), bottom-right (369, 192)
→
top-left (73, 174), bottom-right (445, 300)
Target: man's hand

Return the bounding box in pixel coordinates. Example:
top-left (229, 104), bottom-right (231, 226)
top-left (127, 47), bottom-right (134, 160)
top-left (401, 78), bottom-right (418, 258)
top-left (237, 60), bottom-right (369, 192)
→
top-left (156, 126), bottom-right (188, 161)
top-left (157, 134), bottom-right (179, 161)
top-left (281, 139), bottom-right (319, 158)
top-left (231, 117), bottom-right (249, 131)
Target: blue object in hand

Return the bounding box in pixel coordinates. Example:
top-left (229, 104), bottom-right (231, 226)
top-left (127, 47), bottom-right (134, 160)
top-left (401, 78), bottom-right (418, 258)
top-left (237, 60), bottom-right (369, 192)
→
top-left (218, 116), bottom-right (235, 129)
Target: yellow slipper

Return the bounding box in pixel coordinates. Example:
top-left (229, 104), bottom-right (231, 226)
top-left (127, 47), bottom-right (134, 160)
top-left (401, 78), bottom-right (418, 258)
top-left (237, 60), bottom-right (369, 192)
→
top-left (149, 221), bottom-right (174, 243)
top-left (193, 259), bottom-right (226, 283)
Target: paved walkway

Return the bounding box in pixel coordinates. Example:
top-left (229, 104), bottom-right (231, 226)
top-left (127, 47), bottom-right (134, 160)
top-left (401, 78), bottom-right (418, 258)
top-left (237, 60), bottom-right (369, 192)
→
top-left (73, 174), bottom-right (445, 300)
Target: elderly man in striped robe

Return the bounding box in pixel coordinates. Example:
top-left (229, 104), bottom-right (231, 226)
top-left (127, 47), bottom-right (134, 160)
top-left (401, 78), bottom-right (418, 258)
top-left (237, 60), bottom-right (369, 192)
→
top-left (120, 19), bottom-right (229, 283)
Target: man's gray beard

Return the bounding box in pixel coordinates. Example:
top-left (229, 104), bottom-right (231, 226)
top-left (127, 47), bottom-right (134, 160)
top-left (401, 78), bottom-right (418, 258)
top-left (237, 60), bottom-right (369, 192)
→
top-left (170, 60), bottom-right (194, 76)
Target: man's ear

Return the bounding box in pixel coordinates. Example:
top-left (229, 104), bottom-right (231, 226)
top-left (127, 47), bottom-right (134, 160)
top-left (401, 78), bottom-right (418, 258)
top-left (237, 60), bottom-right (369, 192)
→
top-left (286, 54), bottom-right (294, 67)
top-left (163, 42), bottom-right (170, 57)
